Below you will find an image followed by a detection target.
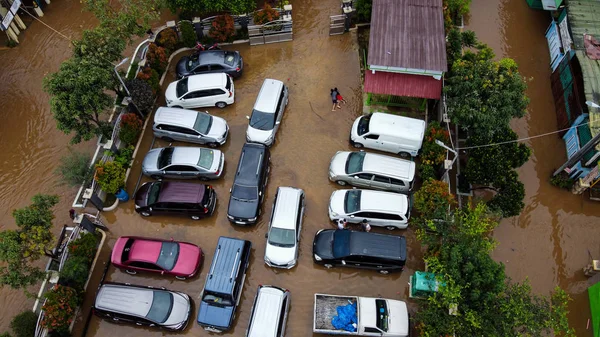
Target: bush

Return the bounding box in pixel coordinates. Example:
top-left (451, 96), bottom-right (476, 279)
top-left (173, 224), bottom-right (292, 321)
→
top-left (0, 333), bottom-right (11, 337)
top-left (9, 311), bottom-right (37, 337)
top-left (94, 161), bottom-right (126, 194)
top-left (550, 171), bottom-right (574, 190)
top-left (54, 150), bottom-right (92, 187)
top-left (60, 256), bottom-right (90, 291)
top-left (355, 0), bottom-right (372, 23)
top-left (145, 43), bottom-right (168, 74)
top-left (68, 232), bottom-right (99, 263)
top-left (41, 285), bottom-right (80, 333)
top-left (125, 78), bottom-right (155, 114)
top-left (113, 146), bottom-right (135, 169)
top-left (119, 112), bottom-right (143, 146)
top-left (414, 179), bottom-right (456, 218)
top-left (125, 61), bottom-right (139, 80)
top-left (179, 21), bottom-right (197, 48)
top-left (419, 164), bottom-right (437, 181)
top-left (136, 67), bottom-right (160, 94)
top-left (421, 121), bottom-right (450, 167)
top-left (253, 4), bottom-right (280, 25)
top-left (156, 28), bottom-right (178, 53)
top-left (209, 14), bottom-right (235, 43)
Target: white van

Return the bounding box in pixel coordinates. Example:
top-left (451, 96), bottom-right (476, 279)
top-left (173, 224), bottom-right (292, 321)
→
top-left (350, 112), bottom-right (426, 157)
top-left (153, 107), bottom-right (229, 146)
top-left (246, 285), bottom-right (290, 337)
top-left (165, 73), bottom-right (234, 109)
top-left (246, 78), bottom-right (289, 146)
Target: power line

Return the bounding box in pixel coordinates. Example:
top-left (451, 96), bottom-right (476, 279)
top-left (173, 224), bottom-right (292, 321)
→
top-left (455, 121), bottom-right (594, 150)
top-left (20, 7), bottom-right (71, 41)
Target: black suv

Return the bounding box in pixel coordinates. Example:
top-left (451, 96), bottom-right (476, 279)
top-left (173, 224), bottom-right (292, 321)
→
top-left (227, 143), bottom-right (270, 225)
top-left (134, 181), bottom-right (217, 220)
top-left (313, 229), bottom-right (407, 274)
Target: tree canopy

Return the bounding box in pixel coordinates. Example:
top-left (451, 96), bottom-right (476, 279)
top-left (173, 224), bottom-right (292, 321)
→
top-left (165, 0), bottom-right (255, 15)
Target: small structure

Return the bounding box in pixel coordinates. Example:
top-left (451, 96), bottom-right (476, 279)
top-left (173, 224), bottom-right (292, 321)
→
top-left (526, 0), bottom-right (562, 11)
top-left (364, 0), bottom-right (447, 110)
top-left (409, 271), bottom-right (442, 299)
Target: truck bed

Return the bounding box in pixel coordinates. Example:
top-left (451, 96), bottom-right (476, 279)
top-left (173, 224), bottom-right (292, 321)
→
top-left (314, 294), bottom-right (358, 332)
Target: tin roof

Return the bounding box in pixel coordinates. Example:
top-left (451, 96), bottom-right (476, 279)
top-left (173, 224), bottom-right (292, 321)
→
top-left (364, 70), bottom-right (442, 99)
top-left (367, 0), bottom-right (447, 72)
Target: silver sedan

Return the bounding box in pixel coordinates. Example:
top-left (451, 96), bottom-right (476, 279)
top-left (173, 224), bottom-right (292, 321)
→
top-left (142, 146), bottom-right (224, 180)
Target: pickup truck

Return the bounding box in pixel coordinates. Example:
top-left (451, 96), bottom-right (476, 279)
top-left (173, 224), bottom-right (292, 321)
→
top-left (313, 294), bottom-right (409, 336)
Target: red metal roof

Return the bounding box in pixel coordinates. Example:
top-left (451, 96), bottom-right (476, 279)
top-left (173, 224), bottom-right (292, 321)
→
top-left (364, 71), bottom-right (442, 99)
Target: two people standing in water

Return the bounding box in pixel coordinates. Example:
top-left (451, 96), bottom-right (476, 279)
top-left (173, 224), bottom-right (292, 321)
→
top-left (330, 87), bottom-right (347, 111)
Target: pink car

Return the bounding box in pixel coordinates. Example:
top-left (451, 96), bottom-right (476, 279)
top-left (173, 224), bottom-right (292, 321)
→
top-left (111, 236), bottom-right (203, 280)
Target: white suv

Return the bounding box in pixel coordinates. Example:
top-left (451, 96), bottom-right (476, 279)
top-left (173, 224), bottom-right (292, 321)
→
top-left (246, 79), bottom-right (288, 146)
top-left (328, 189), bottom-right (410, 230)
top-left (165, 73), bottom-right (234, 109)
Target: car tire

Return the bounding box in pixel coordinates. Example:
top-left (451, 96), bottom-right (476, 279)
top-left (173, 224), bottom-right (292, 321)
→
top-left (162, 136), bottom-right (174, 142)
top-left (175, 276), bottom-right (187, 280)
top-left (125, 269), bottom-right (137, 275)
top-left (353, 143), bottom-right (363, 149)
top-left (216, 101), bottom-right (227, 109)
top-left (386, 226), bottom-right (396, 230)
top-left (207, 142), bottom-right (219, 148)
top-left (140, 211), bottom-right (152, 217)
top-left (336, 180), bottom-right (347, 186)
top-left (191, 215), bottom-right (201, 220)
top-left (150, 175), bottom-right (162, 180)
top-left (172, 106), bottom-right (183, 109)
top-left (379, 270), bottom-right (389, 275)
top-left (398, 151), bottom-right (411, 158)
top-left (324, 264), bottom-right (333, 269)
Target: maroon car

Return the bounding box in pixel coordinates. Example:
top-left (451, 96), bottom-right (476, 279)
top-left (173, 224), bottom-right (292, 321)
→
top-left (111, 236), bottom-right (203, 280)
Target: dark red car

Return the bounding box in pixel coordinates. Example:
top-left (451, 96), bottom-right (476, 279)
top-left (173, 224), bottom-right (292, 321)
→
top-left (111, 236), bottom-right (203, 280)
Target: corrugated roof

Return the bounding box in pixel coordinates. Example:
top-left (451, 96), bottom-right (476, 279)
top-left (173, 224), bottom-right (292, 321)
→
top-left (367, 0), bottom-right (447, 72)
top-left (364, 70), bottom-right (442, 99)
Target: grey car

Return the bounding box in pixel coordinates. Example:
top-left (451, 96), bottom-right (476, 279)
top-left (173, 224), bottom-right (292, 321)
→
top-left (153, 107), bottom-right (229, 147)
top-left (142, 146), bottom-right (224, 180)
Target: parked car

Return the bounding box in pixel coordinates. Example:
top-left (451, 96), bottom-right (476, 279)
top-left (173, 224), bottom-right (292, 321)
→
top-left (141, 146), bottom-right (224, 180)
top-left (313, 229), bottom-right (407, 274)
top-left (350, 112), bottom-right (426, 157)
top-left (264, 187), bottom-right (305, 269)
top-left (227, 143), bottom-right (271, 225)
top-left (246, 78), bottom-right (289, 146)
top-left (111, 236), bottom-right (203, 279)
top-left (246, 285), bottom-right (291, 337)
top-left (93, 282), bottom-right (191, 331)
top-left (153, 107), bottom-right (229, 147)
top-left (176, 50), bottom-right (243, 79)
top-left (134, 181), bottom-right (217, 220)
top-left (165, 73), bottom-right (234, 109)
top-left (313, 293), bottom-right (409, 336)
top-left (328, 151), bottom-right (415, 194)
top-left (197, 236), bottom-right (252, 333)
top-left (328, 189), bottom-right (410, 230)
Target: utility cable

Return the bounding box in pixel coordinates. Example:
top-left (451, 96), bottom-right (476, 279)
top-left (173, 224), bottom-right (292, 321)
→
top-left (20, 7), bottom-right (72, 41)
top-left (456, 120), bottom-right (594, 150)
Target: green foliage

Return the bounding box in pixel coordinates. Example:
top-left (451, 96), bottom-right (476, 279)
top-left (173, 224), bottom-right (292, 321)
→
top-left (68, 232), bottom-right (99, 263)
top-left (55, 149), bottom-right (92, 187)
top-left (125, 78), bottom-right (155, 114)
top-left (94, 161), bottom-right (126, 194)
top-left (447, 29), bottom-right (477, 68)
top-left (41, 285), bottom-right (80, 333)
top-left (209, 14), bottom-right (236, 43)
top-left (136, 67), bottom-right (160, 95)
top-left (419, 164), bottom-right (437, 181)
top-left (112, 146), bottom-right (135, 169)
top-left (443, 0), bottom-right (471, 32)
top-left (119, 113), bottom-right (143, 145)
top-left (166, 0), bottom-right (254, 14)
top-left (9, 311), bottom-right (37, 337)
top-left (156, 28), bottom-right (178, 53)
top-left (486, 171), bottom-right (525, 217)
top-left (550, 171), bottom-right (574, 190)
top-left (253, 4), bottom-right (280, 25)
top-left (179, 21), bottom-right (197, 48)
top-left (146, 43), bottom-right (168, 74)
top-left (413, 179), bottom-right (455, 219)
top-left (126, 62), bottom-right (139, 80)
top-left (60, 256), bottom-right (90, 291)
top-left (421, 122), bottom-right (451, 166)
top-left (72, 27), bottom-right (126, 65)
top-left (551, 287), bottom-right (577, 337)
top-left (354, 0), bottom-right (372, 23)
top-left (0, 333), bottom-right (11, 337)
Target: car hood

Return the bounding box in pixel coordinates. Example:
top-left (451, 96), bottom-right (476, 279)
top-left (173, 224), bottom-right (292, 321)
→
top-left (329, 190), bottom-right (346, 218)
top-left (387, 300), bottom-right (410, 337)
top-left (171, 243), bottom-right (201, 276)
top-left (246, 126), bottom-right (274, 144)
top-left (165, 82), bottom-right (178, 102)
top-left (142, 148), bottom-right (161, 173)
top-left (313, 230), bottom-right (335, 259)
top-left (227, 197), bottom-right (259, 219)
top-left (206, 116), bottom-right (228, 139)
top-left (134, 182), bottom-right (152, 208)
top-left (330, 151), bottom-right (349, 176)
top-left (162, 292), bottom-right (191, 329)
top-left (176, 57), bottom-right (191, 77)
top-left (110, 237), bottom-right (130, 265)
top-left (197, 301), bottom-right (234, 329)
top-left (265, 242), bottom-right (296, 266)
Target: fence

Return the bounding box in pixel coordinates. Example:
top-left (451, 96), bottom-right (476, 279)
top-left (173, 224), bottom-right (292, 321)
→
top-left (366, 93), bottom-right (427, 110)
top-left (249, 19), bottom-right (293, 45)
top-left (329, 14), bottom-right (346, 35)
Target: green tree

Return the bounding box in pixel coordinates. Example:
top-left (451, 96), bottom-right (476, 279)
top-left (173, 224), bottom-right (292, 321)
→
top-left (0, 195), bottom-right (59, 290)
top-left (55, 149), bottom-right (93, 187)
top-left (166, 0), bottom-right (255, 15)
top-left (354, 0), bottom-right (372, 23)
top-left (9, 310), bottom-right (37, 337)
top-left (72, 27), bottom-right (126, 66)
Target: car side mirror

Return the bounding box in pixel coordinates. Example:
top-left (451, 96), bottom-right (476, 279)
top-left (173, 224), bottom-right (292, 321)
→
top-left (246, 115), bottom-right (250, 120)
top-left (229, 188), bottom-right (232, 193)
top-left (259, 191), bottom-right (262, 196)
top-left (170, 237), bottom-right (174, 241)
top-left (264, 233), bottom-right (268, 238)
top-left (341, 260), bottom-right (346, 265)
top-left (354, 176), bottom-right (359, 179)
top-left (168, 143), bottom-right (173, 147)
top-left (161, 271), bottom-right (165, 275)
top-left (275, 121), bottom-right (280, 125)
top-left (350, 215), bottom-right (355, 218)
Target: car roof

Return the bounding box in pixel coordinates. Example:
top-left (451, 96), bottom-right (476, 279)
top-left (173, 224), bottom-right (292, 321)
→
top-left (361, 152), bottom-right (415, 180)
top-left (254, 79), bottom-right (284, 113)
top-left (187, 73), bottom-right (227, 90)
top-left (205, 237), bottom-right (249, 295)
top-left (271, 187), bottom-right (302, 230)
top-left (359, 190), bottom-right (408, 213)
top-left (195, 50), bottom-right (228, 65)
top-left (235, 143), bottom-right (268, 186)
top-left (347, 231), bottom-right (406, 260)
top-left (128, 239), bottom-right (161, 262)
top-left (368, 113), bottom-right (426, 141)
top-left (170, 147), bottom-right (202, 165)
top-left (157, 181), bottom-right (206, 204)
top-left (248, 285), bottom-right (286, 337)
top-left (95, 283), bottom-right (154, 318)
top-left (154, 107), bottom-right (202, 128)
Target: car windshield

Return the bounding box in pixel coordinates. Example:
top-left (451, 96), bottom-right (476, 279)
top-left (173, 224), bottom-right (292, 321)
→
top-left (345, 152), bottom-right (365, 174)
top-left (186, 54), bottom-right (200, 71)
top-left (193, 113), bottom-right (212, 135)
top-left (332, 230), bottom-right (350, 258)
top-left (197, 149), bottom-right (215, 169)
top-left (147, 182), bottom-right (162, 205)
top-left (156, 242), bottom-right (180, 271)
top-left (344, 190), bottom-right (361, 213)
top-left (158, 147), bottom-right (174, 169)
top-left (268, 227), bottom-right (295, 247)
top-left (146, 291), bottom-right (173, 323)
top-left (376, 299), bottom-right (389, 332)
top-left (176, 78), bottom-right (188, 98)
top-left (203, 292), bottom-right (233, 306)
top-left (224, 52), bottom-right (236, 66)
top-left (249, 109), bottom-right (275, 131)
top-left (357, 115), bottom-right (370, 136)
top-left (232, 184), bottom-right (258, 201)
